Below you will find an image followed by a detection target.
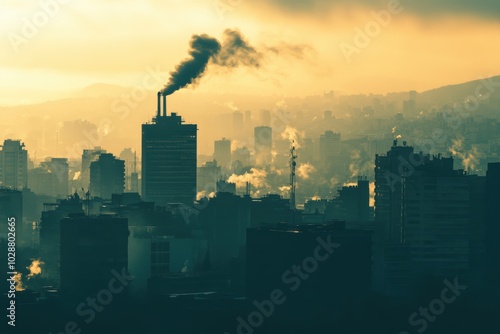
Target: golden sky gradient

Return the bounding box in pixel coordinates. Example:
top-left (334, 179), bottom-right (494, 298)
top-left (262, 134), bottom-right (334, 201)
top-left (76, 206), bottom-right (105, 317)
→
top-left (1, 0), bottom-right (500, 105)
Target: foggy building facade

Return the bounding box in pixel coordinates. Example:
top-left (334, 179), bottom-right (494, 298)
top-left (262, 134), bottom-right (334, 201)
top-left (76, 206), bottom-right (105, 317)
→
top-left (319, 131), bottom-right (341, 175)
top-left (254, 126), bottom-right (272, 166)
top-left (214, 138), bottom-right (231, 169)
top-left (197, 160), bottom-right (221, 196)
top-left (81, 146), bottom-right (107, 191)
top-left (90, 153), bottom-right (125, 199)
top-left (33, 157), bottom-right (69, 198)
top-left (119, 148), bottom-right (139, 192)
top-left (0, 139), bottom-right (28, 190)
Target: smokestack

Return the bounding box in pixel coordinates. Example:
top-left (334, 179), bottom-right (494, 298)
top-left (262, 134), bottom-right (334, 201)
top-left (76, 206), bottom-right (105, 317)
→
top-left (157, 92), bottom-right (161, 118)
top-left (163, 94), bottom-right (167, 117)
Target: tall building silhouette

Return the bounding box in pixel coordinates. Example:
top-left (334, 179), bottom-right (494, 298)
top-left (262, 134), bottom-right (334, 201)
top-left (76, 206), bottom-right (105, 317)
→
top-left (254, 126), bottom-right (272, 166)
top-left (0, 139), bottom-right (28, 190)
top-left (374, 140), bottom-right (417, 243)
top-left (90, 153), bottom-right (124, 199)
top-left (119, 148), bottom-right (138, 192)
top-left (142, 93), bottom-right (197, 205)
top-left (319, 131), bottom-right (341, 175)
top-left (214, 138), bottom-right (231, 169)
top-left (81, 146), bottom-right (107, 190)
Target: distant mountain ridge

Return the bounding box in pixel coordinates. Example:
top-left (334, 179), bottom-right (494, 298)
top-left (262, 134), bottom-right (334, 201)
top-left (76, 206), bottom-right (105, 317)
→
top-left (71, 75), bottom-right (500, 102)
top-left (418, 75), bottom-right (500, 104)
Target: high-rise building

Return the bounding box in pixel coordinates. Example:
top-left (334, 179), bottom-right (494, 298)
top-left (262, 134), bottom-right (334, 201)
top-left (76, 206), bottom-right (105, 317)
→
top-left (214, 138), bottom-right (231, 168)
top-left (142, 93), bottom-right (197, 205)
top-left (374, 140), bottom-right (417, 243)
top-left (90, 153), bottom-right (125, 199)
top-left (0, 139), bottom-right (28, 190)
top-left (374, 141), bottom-right (484, 295)
top-left (254, 126), bottom-right (272, 166)
top-left (81, 146), bottom-right (107, 190)
top-left (319, 131), bottom-right (341, 174)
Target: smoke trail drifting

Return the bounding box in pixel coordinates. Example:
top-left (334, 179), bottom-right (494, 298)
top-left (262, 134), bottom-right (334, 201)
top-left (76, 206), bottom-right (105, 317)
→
top-left (162, 29), bottom-right (266, 96)
top-left (162, 34), bottom-right (221, 96)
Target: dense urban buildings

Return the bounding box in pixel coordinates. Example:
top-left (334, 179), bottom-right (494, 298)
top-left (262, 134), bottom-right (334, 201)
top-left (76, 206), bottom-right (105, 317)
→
top-left (3, 87), bottom-right (500, 334)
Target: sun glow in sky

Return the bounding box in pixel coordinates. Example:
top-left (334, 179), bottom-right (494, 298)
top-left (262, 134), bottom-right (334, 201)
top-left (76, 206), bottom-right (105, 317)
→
top-left (1, 0), bottom-right (500, 105)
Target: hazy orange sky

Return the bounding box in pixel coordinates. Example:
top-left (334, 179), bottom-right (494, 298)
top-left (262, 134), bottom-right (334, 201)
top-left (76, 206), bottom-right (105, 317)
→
top-left (1, 0), bottom-right (500, 105)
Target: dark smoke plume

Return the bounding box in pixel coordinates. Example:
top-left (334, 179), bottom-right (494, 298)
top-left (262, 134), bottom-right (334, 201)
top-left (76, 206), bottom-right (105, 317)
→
top-left (214, 29), bottom-right (262, 68)
top-left (162, 29), bottom-right (261, 96)
top-left (162, 29), bottom-right (308, 96)
top-left (161, 34), bottom-right (221, 96)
